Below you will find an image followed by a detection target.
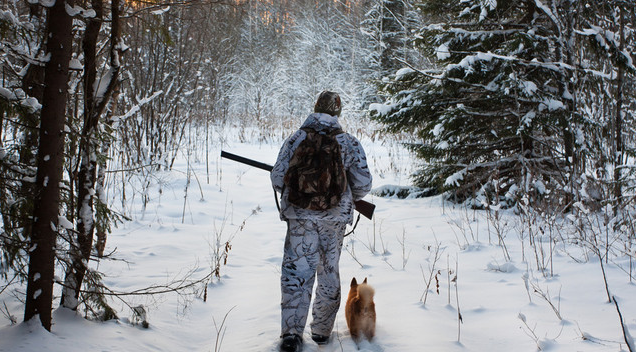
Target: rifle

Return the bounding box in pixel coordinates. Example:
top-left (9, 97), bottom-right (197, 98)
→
top-left (220, 150), bottom-right (375, 220)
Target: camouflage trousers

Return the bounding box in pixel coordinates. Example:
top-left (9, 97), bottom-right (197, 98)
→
top-left (280, 219), bottom-right (347, 337)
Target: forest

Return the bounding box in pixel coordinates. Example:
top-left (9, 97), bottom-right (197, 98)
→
top-left (1, 0), bottom-right (636, 351)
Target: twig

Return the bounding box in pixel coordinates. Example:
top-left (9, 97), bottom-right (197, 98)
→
top-left (420, 235), bottom-right (443, 305)
top-left (518, 313), bottom-right (542, 351)
top-left (612, 296), bottom-right (635, 352)
top-left (1, 301), bottom-right (17, 325)
top-left (213, 306), bottom-right (236, 352)
top-left (454, 258), bottom-right (462, 343)
top-left (344, 237), bottom-right (365, 269)
top-left (531, 281), bottom-right (562, 320)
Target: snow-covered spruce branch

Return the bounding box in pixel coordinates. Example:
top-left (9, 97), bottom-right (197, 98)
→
top-left (447, 49), bottom-right (615, 79)
top-left (532, 0), bottom-right (562, 34)
top-left (0, 87), bottom-right (41, 113)
top-left (397, 48), bottom-right (616, 82)
top-left (424, 22), bottom-right (526, 33)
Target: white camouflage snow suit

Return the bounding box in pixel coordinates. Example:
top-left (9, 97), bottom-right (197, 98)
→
top-left (271, 112), bottom-right (373, 338)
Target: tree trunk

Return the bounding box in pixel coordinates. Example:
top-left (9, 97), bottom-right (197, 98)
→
top-left (61, 0), bottom-right (122, 309)
top-left (24, 0), bottom-right (74, 331)
top-left (13, 9), bottom-right (47, 277)
top-left (60, 0), bottom-right (103, 310)
top-left (613, 7), bottom-right (625, 214)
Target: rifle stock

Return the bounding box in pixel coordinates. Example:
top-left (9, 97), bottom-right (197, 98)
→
top-left (220, 150), bottom-right (375, 219)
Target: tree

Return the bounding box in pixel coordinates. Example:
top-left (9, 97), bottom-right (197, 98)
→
top-left (61, 0), bottom-right (123, 311)
top-left (371, 0), bottom-right (596, 207)
top-left (573, 1), bottom-right (636, 213)
top-left (24, 0), bottom-right (74, 331)
top-left (361, 0), bottom-right (424, 80)
top-left (225, 0), bottom-right (381, 128)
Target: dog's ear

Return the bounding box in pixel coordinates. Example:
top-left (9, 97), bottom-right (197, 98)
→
top-left (350, 277), bottom-right (358, 287)
top-left (363, 277), bottom-right (368, 284)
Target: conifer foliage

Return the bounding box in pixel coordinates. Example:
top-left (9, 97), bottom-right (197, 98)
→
top-left (372, 0), bottom-right (636, 209)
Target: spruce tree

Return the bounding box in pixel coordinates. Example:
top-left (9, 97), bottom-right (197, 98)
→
top-left (372, 0), bottom-right (581, 207)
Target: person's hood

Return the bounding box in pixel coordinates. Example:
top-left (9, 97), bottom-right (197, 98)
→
top-left (300, 113), bottom-right (342, 133)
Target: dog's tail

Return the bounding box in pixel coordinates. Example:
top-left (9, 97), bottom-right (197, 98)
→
top-left (357, 283), bottom-right (375, 303)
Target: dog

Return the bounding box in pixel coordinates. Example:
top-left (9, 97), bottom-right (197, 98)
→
top-left (345, 277), bottom-right (376, 343)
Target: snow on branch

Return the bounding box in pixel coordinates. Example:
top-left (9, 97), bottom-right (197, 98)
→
top-left (113, 90), bottom-right (163, 123)
top-left (533, 0), bottom-right (561, 31)
top-left (65, 3), bottom-right (96, 18)
top-left (443, 50), bottom-right (616, 80)
top-left (0, 86), bottom-right (41, 112)
top-left (576, 25), bottom-right (636, 72)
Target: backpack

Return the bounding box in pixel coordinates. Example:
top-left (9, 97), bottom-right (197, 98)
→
top-left (284, 127), bottom-right (347, 210)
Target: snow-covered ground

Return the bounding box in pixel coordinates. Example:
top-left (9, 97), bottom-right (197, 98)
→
top-left (1, 129), bottom-right (635, 352)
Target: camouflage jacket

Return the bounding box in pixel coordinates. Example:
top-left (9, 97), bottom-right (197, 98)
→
top-left (271, 113), bottom-right (373, 224)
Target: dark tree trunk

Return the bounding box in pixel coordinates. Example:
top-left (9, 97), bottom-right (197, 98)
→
top-left (61, 0), bottom-right (122, 309)
top-left (613, 7), bottom-right (625, 214)
top-left (17, 42), bottom-right (46, 262)
top-left (60, 0), bottom-right (103, 310)
top-left (24, 0), bottom-right (74, 331)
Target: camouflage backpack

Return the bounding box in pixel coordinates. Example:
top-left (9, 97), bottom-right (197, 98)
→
top-left (284, 127), bottom-right (347, 210)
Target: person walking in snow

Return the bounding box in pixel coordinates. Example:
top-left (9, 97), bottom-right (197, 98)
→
top-left (271, 91), bottom-right (373, 352)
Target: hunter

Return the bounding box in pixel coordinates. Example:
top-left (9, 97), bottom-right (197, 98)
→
top-left (270, 91), bottom-right (373, 352)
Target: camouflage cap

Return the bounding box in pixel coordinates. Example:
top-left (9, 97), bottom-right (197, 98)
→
top-left (314, 91), bottom-right (342, 116)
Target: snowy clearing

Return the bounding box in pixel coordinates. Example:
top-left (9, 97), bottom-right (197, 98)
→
top-left (1, 132), bottom-right (635, 352)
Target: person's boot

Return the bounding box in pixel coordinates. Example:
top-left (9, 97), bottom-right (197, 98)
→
top-left (280, 334), bottom-right (303, 352)
top-left (311, 333), bottom-right (330, 345)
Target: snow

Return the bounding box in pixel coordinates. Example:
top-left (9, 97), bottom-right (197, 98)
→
top-left (1, 131), bottom-right (635, 352)
top-left (433, 123), bottom-right (444, 137)
top-left (69, 58), bottom-right (83, 70)
top-left (521, 80), bottom-right (538, 96)
top-left (541, 98), bottom-right (565, 111)
top-left (368, 103), bottom-right (393, 116)
top-left (38, 0), bottom-right (55, 8)
top-left (395, 67), bottom-right (415, 79)
top-left (521, 110), bottom-right (535, 128)
top-left (0, 87), bottom-right (41, 112)
top-left (65, 4), bottom-right (96, 18)
top-left (436, 43), bottom-right (451, 60)
top-left (444, 168), bottom-right (466, 187)
top-left (57, 216), bottom-right (73, 230)
top-left (533, 0), bottom-right (559, 28)
top-left (94, 69), bottom-right (114, 100)
top-left (113, 90), bottom-right (163, 122)
top-left (151, 6), bottom-right (170, 15)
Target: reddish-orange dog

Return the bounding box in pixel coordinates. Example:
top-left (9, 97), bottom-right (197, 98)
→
top-left (345, 277), bottom-right (376, 343)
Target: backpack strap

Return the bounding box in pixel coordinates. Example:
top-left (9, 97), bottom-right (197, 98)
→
top-left (329, 128), bottom-right (344, 136)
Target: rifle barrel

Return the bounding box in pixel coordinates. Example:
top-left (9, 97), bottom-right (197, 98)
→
top-left (221, 150), bottom-right (273, 172)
